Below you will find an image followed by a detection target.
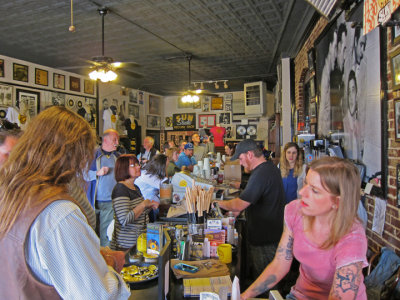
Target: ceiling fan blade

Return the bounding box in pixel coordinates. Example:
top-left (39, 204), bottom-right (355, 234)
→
top-left (57, 65), bottom-right (92, 70)
top-left (113, 61), bottom-right (141, 68)
top-left (118, 68), bottom-right (144, 78)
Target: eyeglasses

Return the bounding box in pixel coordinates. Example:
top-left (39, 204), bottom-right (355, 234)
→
top-left (129, 164), bottom-right (140, 168)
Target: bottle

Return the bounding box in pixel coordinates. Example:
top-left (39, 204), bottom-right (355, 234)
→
top-left (227, 211), bottom-right (235, 244)
top-left (202, 237), bottom-right (210, 258)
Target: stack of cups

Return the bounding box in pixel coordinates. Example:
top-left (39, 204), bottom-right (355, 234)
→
top-left (197, 161), bottom-right (204, 177)
top-left (203, 158), bottom-right (211, 179)
top-left (222, 154), bottom-right (226, 163)
top-left (216, 152), bottom-right (221, 163)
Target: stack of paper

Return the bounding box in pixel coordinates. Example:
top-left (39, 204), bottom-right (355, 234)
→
top-left (183, 275), bottom-right (232, 297)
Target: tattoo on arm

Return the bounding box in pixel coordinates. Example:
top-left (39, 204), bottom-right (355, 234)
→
top-left (253, 275), bottom-right (277, 295)
top-left (331, 262), bottom-right (362, 298)
top-left (285, 236), bottom-right (294, 260)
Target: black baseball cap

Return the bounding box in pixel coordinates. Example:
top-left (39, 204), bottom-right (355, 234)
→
top-left (231, 139), bottom-right (258, 161)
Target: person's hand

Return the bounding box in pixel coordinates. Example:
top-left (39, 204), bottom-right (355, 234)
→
top-left (97, 166), bottom-right (109, 176)
top-left (142, 199), bottom-right (151, 208)
top-left (150, 200), bottom-right (159, 210)
top-left (100, 247), bottom-right (126, 273)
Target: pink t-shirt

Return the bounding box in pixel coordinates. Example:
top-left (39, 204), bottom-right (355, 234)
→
top-left (210, 126), bottom-right (226, 147)
top-left (285, 200), bottom-right (368, 300)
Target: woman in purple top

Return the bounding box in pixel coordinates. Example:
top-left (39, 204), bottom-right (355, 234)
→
top-left (242, 157), bottom-right (368, 300)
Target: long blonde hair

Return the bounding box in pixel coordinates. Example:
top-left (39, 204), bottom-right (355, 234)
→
top-left (305, 157), bottom-right (361, 249)
top-left (0, 106), bottom-right (96, 238)
top-left (280, 142), bottom-right (303, 178)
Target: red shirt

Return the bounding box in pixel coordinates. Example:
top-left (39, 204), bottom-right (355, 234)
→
top-left (210, 126), bottom-right (226, 147)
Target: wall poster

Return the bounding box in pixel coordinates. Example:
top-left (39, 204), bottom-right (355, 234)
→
top-left (173, 113), bottom-right (196, 130)
top-left (315, 12), bottom-right (381, 178)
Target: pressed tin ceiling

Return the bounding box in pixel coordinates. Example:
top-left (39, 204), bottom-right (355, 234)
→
top-left (0, 0), bottom-right (319, 95)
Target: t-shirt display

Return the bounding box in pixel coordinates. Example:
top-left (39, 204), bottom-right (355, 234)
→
top-left (210, 126), bottom-right (226, 147)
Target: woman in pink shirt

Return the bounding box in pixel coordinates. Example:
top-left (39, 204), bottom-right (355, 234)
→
top-left (241, 157), bottom-right (368, 300)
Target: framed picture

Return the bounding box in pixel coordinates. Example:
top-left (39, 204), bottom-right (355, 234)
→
top-left (397, 164), bottom-right (400, 207)
top-left (218, 112), bottom-right (231, 125)
top-left (307, 48), bottom-right (315, 72)
top-left (0, 84), bottom-right (13, 107)
top-left (13, 63), bottom-right (28, 82)
top-left (223, 93), bottom-right (233, 101)
top-left (395, 99), bottom-right (400, 141)
top-left (147, 115), bottom-right (161, 128)
top-left (391, 48), bottom-right (400, 90)
top-left (69, 76), bottom-right (81, 92)
top-left (53, 73), bottom-right (65, 90)
top-left (193, 98), bottom-right (201, 109)
top-left (224, 99), bottom-right (232, 112)
top-left (198, 114), bottom-right (216, 127)
top-left (310, 100), bottom-right (317, 118)
top-left (224, 125), bottom-right (235, 139)
top-left (165, 116), bottom-right (172, 127)
top-left (129, 89), bottom-right (138, 103)
top-left (16, 89), bottom-right (40, 119)
top-left (309, 76), bottom-right (316, 98)
top-left (84, 79), bottom-right (95, 95)
top-left (149, 95), bottom-right (161, 115)
top-left (393, 25), bottom-right (400, 45)
top-left (128, 104), bottom-right (139, 119)
top-left (211, 97), bottom-right (223, 110)
top-left (0, 59), bottom-right (4, 77)
top-left (201, 96), bottom-right (210, 112)
top-left (35, 68), bottom-right (48, 86)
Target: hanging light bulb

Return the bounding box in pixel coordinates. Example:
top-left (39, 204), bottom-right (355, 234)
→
top-left (224, 81), bottom-right (228, 89)
top-left (89, 67), bottom-right (117, 82)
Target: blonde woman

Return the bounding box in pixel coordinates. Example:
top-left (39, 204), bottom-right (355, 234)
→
top-left (279, 142), bottom-right (306, 203)
top-left (242, 157), bottom-right (368, 299)
top-left (0, 106), bottom-right (129, 299)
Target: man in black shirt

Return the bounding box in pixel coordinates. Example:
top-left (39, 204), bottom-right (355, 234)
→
top-left (218, 139), bottom-right (285, 286)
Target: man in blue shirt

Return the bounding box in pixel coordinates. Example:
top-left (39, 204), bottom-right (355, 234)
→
top-left (176, 142), bottom-right (196, 172)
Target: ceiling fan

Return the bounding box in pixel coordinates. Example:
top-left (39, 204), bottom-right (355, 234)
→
top-left (61, 8), bottom-right (142, 82)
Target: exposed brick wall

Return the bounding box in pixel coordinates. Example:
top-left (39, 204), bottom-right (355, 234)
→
top-left (365, 27), bottom-right (400, 255)
top-left (294, 18), bottom-right (328, 125)
top-left (294, 20), bottom-right (400, 255)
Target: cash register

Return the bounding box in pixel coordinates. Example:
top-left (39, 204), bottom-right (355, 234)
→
top-left (171, 171), bottom-right (215, 202)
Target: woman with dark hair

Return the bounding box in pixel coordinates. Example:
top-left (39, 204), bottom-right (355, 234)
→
top-left (224, 142), bottom-right (236, 160)
top-left (134, 154), bottom-right (169, 221)
top-left (166, 147), bottom-right (180, 177)
top-left (0, 106), bottom-right (130, 299)
top-left (111, 154), bottom-right (158, 251)
top-left (279, 142), bottom-right (306, 204)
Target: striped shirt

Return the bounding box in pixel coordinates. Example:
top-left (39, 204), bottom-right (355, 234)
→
top-left (111, 183), bottom-right (148, 250)
top-left (26, 200), bottom-right (130, 300)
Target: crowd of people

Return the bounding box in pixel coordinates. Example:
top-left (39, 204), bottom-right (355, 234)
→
top-left (0, 108), bottom-right (368, 299)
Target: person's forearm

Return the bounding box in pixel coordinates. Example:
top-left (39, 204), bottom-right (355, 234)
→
top-left (133, 202), bottom-right (146, 220)
top-left (217, 199), bottom-right (242, 212)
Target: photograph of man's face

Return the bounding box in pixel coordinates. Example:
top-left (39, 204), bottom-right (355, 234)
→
top-left (103, 99), bottom-right (109, 109)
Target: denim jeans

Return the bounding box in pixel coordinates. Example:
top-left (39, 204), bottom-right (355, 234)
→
top-left (96, 201), bottom-right (114, 247)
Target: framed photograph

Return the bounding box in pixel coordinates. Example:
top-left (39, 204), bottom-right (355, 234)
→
top-left (0, 84), bottom-right (13, 107)
top-left (211, 97), bottom-right (223, 110)
top-left (193, 98), bottom-right (201, 109)
top-left (129, 89), bottom-right (138, 103)
top-left (0, 59), bottom-right (4, 77)
top-left (393, 25), bottom-right (400, 45)
top-left (307, 48), bottom-right (315, 72)
top-left (165, 116), bottom-right (172, 127)
top-left (84, 79), bottom-right (95, 95)
top-left (391, 48), bottom-right (400, 90)
top-left (69, 76), bottom-right (81, 92)
top-left (397, 164), bottom-right (400, 207)
top-left (35, 68), bottom-right (48, 86)
top-left (201, 96), bottom-right (210, 112)
top-left (149, 95), bottom-right (161, 115)
top-left (224, 125), bottom-right (235, 139)
top-left (309, 76), bottom-right (316, 98)
top-left (395, 99), bottom-right (400, 141)
top-left (218, 112), bottom-right (231, 125)
top-left (53, 73), bottom-right (65, 90)
top-left (16, 89), bottom-right (40, 119)
top-left (198, 114), bottom-right (216, 127)
top-left (128, 104), bottom-right (139, 119)
top-left (13, 63), bottom-right (28, 82)
top-left (224, 99), bottom-right (232, 112)
top-left (310, 100), bottom-right (317, 118)
top-left (147, 115), bottom-right (161, 128)
top-left (223, 93), bottom-right (233, 101)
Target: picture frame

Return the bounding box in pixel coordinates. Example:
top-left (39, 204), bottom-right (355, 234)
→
top-left (16, 89), bottom-right (40, 119)
top-left (193, 98), bottom-right (201, 109)
top-left (395, 99), bottom-right (400, 141)
top-left (211, 97), bottom-right (223, 110)
top-left (224, 99), bottom-right (232, 112)
top-left (393, 25), bottom-right (400, 45)
top-left (198, 114), bottom-right (216, 127)
top-left (34, 68), bottom-right (48, 86)
top-left (13, 63), bottom-right (28, 82)
top-left (128, 104), bottom-right (139, 119)
top-left (201, 96), bottom-right (210, 112)
top-left (149, 95), bottom-right (161, 115)
top-left (391, 47), bottom-right (400, 90)
top-left (0, 84), bottom-right (13, 107)
top-left (69, 76), bottom-right (81, 92)
top-left (397, 164), bottom-right (400, 207)
top-left (310, 100), bottom-right (317, 118)
top-left (84, 79), bottom-right (95, 95)
top-left (0, 59), bottom-right (4, 77)
top-left (223, 93), bottom-right (233, 101)
top-left (309, 76), bottom-right (316, 98)
top-left (307, 48), bottom-right (315, 72)
top-left (218, 112), bottom-right (231, 125)
top-left (53, 73), bottom-right (65, 90)
top-left (147, 115), bottom-right (161, 128)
